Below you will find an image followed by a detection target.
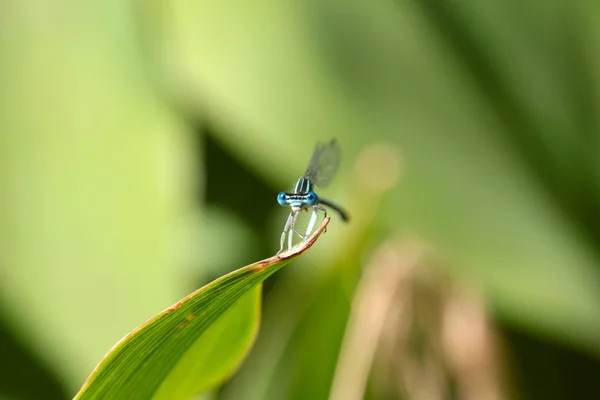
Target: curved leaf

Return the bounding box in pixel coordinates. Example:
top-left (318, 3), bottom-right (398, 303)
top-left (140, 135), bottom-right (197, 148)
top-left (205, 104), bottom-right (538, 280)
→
top-left (75, 217), bottom-right (330, 400)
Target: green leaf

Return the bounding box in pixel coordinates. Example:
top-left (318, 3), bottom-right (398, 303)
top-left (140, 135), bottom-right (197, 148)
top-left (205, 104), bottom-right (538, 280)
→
top-left (75, 218), bottom-right (330, 400)
top-left (225, 269), bottom-right (354, 400)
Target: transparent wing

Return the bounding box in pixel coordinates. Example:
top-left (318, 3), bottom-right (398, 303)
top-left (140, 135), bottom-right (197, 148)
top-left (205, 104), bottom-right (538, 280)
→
top-left (304, 139), bottom-right (341, 188)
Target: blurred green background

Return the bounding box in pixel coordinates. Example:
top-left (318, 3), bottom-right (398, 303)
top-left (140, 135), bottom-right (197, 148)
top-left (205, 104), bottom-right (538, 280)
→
top-left (1, 0), bottom-right (600, 399)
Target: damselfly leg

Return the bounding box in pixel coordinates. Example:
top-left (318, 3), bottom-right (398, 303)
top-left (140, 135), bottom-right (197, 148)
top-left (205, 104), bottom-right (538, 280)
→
top-left (306, 205), bottom-right (327, 237)
top-left (277, 204), bottom-right (331, 255)
top-left (277, 211), bottom-right (304, 255)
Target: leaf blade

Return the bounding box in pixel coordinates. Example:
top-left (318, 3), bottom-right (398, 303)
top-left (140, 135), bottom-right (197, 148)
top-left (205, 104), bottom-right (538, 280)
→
top-left (153, 287), bottom-right (262, 400)
top-left (75, 217), bottom-right (330, 400)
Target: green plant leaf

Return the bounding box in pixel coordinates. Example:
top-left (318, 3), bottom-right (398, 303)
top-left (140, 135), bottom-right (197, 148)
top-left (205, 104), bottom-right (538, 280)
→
top-left (225, 269), bottom-right (354, 400)
top-left (75, 217), bottom-right (330, 400)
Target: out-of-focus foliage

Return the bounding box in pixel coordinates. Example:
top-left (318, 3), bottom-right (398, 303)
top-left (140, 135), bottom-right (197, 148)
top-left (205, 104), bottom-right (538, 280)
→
top-left (158, 0), bottom-right (600, 354)
top-left (1, 0), bottom-right (600, 399)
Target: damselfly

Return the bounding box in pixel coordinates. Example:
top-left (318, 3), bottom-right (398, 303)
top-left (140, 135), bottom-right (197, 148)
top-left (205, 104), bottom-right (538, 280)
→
top-left (276, 139), bottom-right (349, 254)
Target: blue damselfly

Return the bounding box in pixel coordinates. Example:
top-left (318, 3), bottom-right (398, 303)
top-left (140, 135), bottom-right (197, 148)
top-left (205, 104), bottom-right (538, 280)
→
top-left (276, 139), bottom-right (349, 254)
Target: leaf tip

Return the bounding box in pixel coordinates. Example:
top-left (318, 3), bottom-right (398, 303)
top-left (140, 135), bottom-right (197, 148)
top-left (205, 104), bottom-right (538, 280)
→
top-left (251, 216), bottom-right (331, 273)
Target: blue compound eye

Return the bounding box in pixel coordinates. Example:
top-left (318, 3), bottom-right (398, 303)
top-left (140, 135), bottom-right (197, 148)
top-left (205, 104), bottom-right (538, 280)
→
top-left (277, 192), bottom-right (287, 206)
top-left (306, 191), bottom-right (319, 206)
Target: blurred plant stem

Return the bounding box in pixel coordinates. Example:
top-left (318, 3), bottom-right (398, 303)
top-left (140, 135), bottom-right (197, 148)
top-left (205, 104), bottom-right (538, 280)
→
top-left (332, 238), bottom-right (507, 400)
